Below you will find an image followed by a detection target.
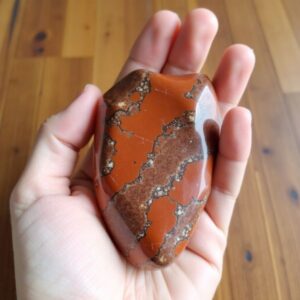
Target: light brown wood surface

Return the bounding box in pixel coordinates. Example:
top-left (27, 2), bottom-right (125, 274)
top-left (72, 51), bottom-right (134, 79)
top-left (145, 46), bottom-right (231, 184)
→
top-left (1, 0), bottom-right (300, 299)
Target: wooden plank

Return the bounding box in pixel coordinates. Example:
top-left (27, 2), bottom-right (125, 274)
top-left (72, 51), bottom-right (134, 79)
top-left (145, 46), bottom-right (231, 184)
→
top-left (0, 58), bottom-right (44, 299)
top-left (255, 170), bottom-right (292, 300)
top-left (152, 0), bottom-right (162, 12)
top-left (160, 0), bottom-right (188, 18)
top-left (225, 0), bottom-right (300, 299)
top-left (123, 0), bottom-right (153, 56)
top-left (0, 0), bottom-right (14, 124)
top-left (93, 0), bottom-right (126, 91)
top-left (62, 0), bottom-right (97, 58)
top-left (16, 0), bottom-right (67, 57)
top-left (35, 58), bottom-right (93, 129)
top-left (282, 0), bottom-right (300, 45)
top-left (285, 93), bottom-right (300, 149)
top-left (0, 0), bottom-right (14, 51)
top-left (253, 0), bottom-right (300, 93)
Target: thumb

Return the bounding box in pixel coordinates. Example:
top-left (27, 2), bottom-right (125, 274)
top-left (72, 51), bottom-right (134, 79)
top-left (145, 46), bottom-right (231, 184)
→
top-left (11, 84), bottom-right (102, 217)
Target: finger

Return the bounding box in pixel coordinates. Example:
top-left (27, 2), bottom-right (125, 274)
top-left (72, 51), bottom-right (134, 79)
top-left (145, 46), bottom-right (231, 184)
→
top-left (213, 44), bottom-right (255, 115)
top-left (162, 8), bottom-right (218, 75)
top-left (117, 10), bottom-right (181, 80)
top-left (205, 106), bottom-right (252, 235)
top-left (12, 85), bottom-right (102, 211)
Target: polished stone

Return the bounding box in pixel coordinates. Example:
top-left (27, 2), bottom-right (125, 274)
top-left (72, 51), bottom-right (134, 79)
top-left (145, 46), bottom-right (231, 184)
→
top-left (94, 69), bottom-right (221, 268)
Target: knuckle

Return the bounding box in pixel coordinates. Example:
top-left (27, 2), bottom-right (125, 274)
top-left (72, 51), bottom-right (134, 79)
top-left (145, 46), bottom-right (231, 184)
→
top-left (10, 183), bottom-right (25, 217)
top-left (38, 115), bottom-right (56, 136)
top-left (10, 184), bottom-right (21, 205)
top-left (9, 176), bottom-right (39, 218)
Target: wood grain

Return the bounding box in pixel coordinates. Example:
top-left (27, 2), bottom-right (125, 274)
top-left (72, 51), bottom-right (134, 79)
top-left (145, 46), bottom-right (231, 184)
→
top-left (254, 0), bottom-right (300, 93)
top-left (35, 57), bottom-right (93, 129)
top-left (123, 0), bottom-right (153, 56)
top-left (224, 0), bottom-right (300, 299)
top-left (0, 0), bottom-right (14, 50)
top-left (0, 0), bottom-right (14, 121)
top-left (285, 93), bottom-right (300, 149)
top-left (93, 0), bottom-right (126, 91)
top-left (62, 0), bottom-right (96, 58)
top-left (16, 0), bottom-right (67, 57)
top-left (282, 0), bottom-right (300, 45)
top-left (1, 0), bottom-right (300, 299)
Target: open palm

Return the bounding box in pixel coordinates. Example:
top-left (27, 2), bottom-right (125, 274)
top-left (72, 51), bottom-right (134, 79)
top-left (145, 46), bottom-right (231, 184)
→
top-left (10, 9), bottom-right (254, 300)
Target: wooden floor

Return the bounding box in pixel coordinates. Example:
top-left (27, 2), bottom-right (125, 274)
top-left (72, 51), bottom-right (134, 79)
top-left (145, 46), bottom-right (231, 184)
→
top-left (1, 0), bottom-right (300, 299)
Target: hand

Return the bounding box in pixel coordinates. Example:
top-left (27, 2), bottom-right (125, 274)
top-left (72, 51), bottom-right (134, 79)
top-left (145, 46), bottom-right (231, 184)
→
top-left (10, 9), bottom-right (255, 300)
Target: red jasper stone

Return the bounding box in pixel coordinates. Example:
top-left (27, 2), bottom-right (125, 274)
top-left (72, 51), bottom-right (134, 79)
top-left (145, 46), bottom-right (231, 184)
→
top-left (94, 70), bottom-right (222, 268)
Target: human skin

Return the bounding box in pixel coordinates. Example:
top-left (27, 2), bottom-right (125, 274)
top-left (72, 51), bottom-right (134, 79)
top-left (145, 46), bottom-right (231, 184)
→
top-left (10, 9), bottom-right (255, 300)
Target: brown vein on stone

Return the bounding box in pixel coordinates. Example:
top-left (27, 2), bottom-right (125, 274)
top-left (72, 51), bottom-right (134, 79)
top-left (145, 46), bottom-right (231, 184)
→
top-left (101, 134), bottom-right (116, 176)
top-left (112, 111), bottom-right (205, 241)
top-left (184, 75), bottom-right (206, 100)
top-left (105, 71), bottom-right (151, 129)
top-left (135, 154), bottom-right (203, 241)
top-left (151, 195), bottom-right (209, 266)
top-left (101, 70), bottom-right (151, 176)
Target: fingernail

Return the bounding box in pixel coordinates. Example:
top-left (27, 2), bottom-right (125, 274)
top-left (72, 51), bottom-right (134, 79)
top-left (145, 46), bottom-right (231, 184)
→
top-left (82, 83), bottom-right (102, 99)
top-left (84, 84), bottom-right (91, 92)
top-left (84, 83), bottom-right (96, 93)
top-left (246, 109), bottom-right (252, 123)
